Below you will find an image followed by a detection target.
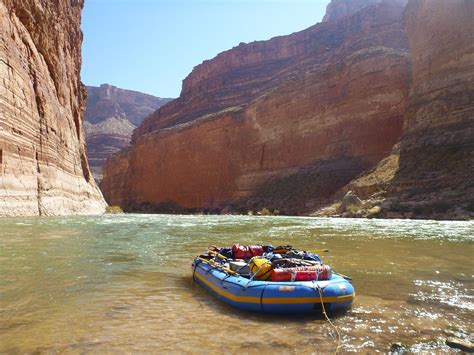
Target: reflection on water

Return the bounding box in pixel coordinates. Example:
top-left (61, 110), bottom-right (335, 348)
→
top-left (0, 215), bottom-right (473, 352)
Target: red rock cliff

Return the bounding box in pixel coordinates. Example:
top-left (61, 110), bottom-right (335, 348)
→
top-left (102, 0), bottom-right (411, 213)
top-left (388, 0), bottom-right (474, 211)
top-left (0, 0), bottom-right (106, 216)
top-left (315, 0), bottom-right (474, 220)
top-left (134, 0), bottom-right (408, 141)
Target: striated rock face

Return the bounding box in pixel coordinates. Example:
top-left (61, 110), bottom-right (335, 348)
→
top-left (102, 0), bottom-right (411, 213)
top-left (133, 0), bottom-right (408, 141)
top-left (0, 0), bottom-right (106, 216)
top-left (84, 84), bottom-right (171, 181)
top-left (84, 117), bottom-right (135, 183)
top-left (387, 0), bottom-right (474, 214)
top-left (85, 84), bottom-right (171, 126)
top-left (314, 0), bottom-right (474, 220)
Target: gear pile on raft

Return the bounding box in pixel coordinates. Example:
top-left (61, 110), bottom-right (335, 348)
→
top-left (192, 244), bottom-right (355, 314)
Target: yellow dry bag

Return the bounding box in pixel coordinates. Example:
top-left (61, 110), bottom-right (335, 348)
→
top-left (249, 257), bottom-right (272, 280)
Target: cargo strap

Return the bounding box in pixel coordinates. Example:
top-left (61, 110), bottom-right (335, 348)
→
top-left (333, 271), bottom-right (352, 281)
top-left (244, 259), bottom-right (272, 289)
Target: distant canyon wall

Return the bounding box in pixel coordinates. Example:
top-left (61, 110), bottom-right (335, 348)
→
top-left (84, 84), bottom-right (171, 182)
top-left (322, 0), bottom-right (382, 22)
top-left (134, 0), bottom-right (407, 140)
top-left (0, 0), bottom-right (105, 216)
top-left (102, 0), bottom-right (411, 213)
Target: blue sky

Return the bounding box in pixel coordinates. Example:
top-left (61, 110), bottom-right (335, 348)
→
top-left (81, 0), bottom-right (330, 98)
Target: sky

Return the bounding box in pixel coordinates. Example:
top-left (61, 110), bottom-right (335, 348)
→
top-left (81, 0), bottom-right (331, 98)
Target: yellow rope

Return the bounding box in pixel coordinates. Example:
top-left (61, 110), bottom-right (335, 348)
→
top-left (208, 250), bottom-right (228, 261)
top-left (197, 257), bottom-right (240, 276)
top-left (316, 284), bottom-right (342, 354)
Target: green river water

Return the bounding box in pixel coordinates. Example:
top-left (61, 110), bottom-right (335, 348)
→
top-left (0, 214), bottom-right (473, 353)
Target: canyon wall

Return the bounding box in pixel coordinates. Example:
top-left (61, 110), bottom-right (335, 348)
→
top-left (388, 0), bottom-right (474, 214)
top-left (134, 0), bottom-right (408, 140)
top-left (102, 0), bottom-right (411, 213)
top-left (0, 0), bottom-right (106, 216)
top-left (315, 0), bottom-right (474, 220)
top-left (84, 84), bottom-right (171, 181)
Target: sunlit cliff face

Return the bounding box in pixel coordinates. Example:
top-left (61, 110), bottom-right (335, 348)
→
top-left (101, 0), bottom-right (411, 214)
top-left (0, 0), bottom-right (106, 216)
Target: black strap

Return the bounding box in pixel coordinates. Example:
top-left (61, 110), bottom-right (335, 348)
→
top-left (192, 259), bottom-right (200, 281)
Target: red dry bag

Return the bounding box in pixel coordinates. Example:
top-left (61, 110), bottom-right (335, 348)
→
top-left (232, 244), bottom-right (264, 259)
top-left (271, 265), bottom-right (331, 282)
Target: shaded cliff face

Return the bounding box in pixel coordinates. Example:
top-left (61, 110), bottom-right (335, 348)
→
top-left (388, 0), bottom-right (474, 213)
top-left (314, 0), bottom-right (474, 220)
top-left (102, 0), bottom-right (411, 213)
top-left (84, 84), bottom-right (171, 181)
top-left (0, 0), bottom-right (106, 216)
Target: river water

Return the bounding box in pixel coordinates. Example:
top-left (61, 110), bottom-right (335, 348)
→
top-left (0, 215), bottom-right (472, 353)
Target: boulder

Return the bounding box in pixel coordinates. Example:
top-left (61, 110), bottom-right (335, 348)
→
top-left (367, 206), bottom-right (382, 218)
top-left (337, 191), bottom-right (363, 213)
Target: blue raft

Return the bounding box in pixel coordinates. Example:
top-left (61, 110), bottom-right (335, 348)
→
top-left (192, 257), bottom-right (355, 314)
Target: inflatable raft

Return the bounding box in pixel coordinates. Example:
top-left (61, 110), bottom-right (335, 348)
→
top-left (192, 245), bottom-right (354, 314)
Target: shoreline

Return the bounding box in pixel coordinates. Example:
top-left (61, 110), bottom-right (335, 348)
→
top-left (106, 206), bottom-right (474, 222)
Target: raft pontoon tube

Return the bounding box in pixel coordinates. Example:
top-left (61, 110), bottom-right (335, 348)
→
top-left (192, 245), bottom-right (355, 314)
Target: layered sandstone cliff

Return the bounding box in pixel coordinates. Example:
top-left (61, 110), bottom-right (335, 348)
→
top-left (134, 0), bottom-right (408, 141)
top-left (387, 0), bottom-right (474, 217)
top-left (316, 0), bottom-right (474, 220)
top-left (84, 84), bottom-right (171, 181)
top-left (102, 0), bottom-right (411, 213)
top-left (0, 0), bottom-right (105, 216)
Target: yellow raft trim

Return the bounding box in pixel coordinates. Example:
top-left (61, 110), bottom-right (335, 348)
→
top-left (195, 270), bottom-right (354, 305)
